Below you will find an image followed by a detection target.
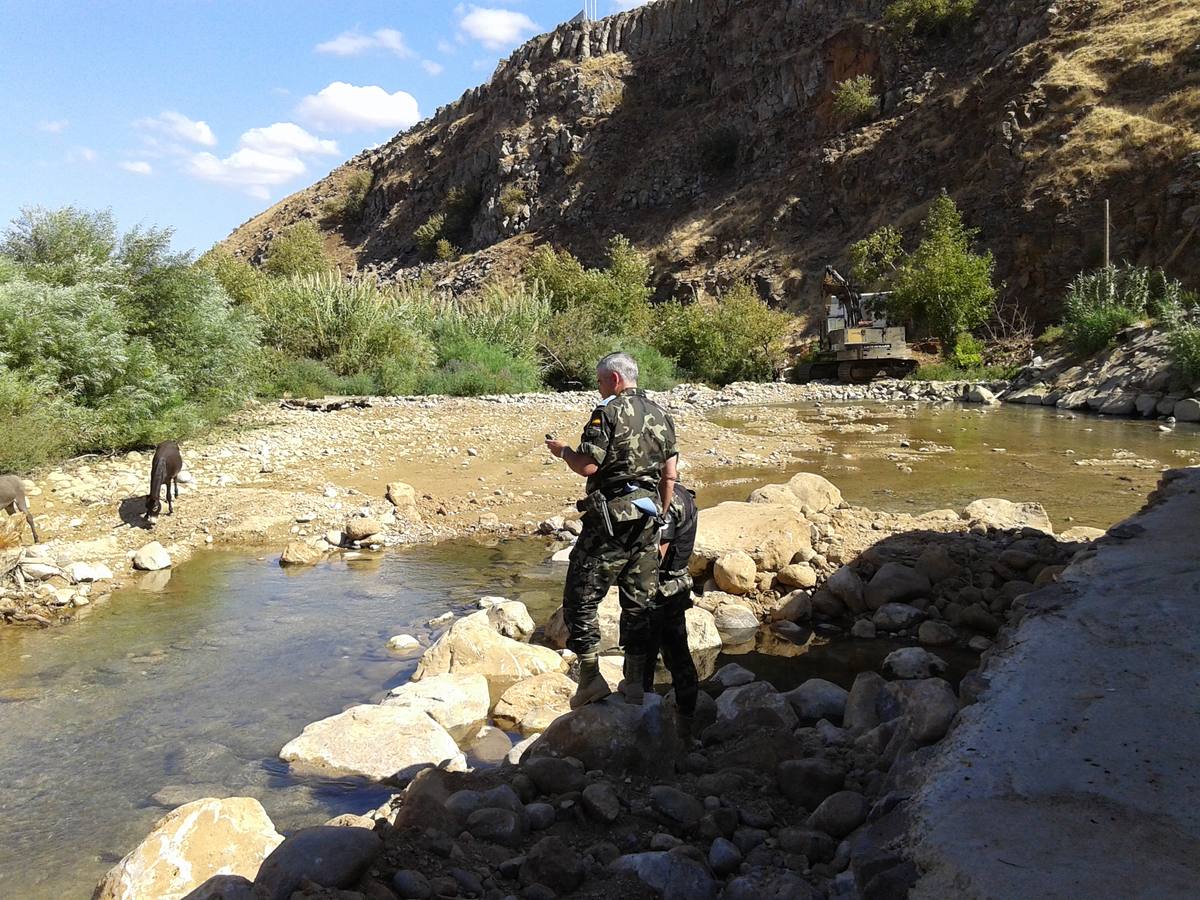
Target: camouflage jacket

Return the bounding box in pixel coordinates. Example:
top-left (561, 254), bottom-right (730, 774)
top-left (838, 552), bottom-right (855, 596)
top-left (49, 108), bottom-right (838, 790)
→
top-left (577, 388), bottom-right (677, 497)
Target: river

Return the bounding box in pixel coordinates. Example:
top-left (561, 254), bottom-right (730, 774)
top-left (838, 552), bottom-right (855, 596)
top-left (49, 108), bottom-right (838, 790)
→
top-left (0, 402), bottom-right (1195, 898)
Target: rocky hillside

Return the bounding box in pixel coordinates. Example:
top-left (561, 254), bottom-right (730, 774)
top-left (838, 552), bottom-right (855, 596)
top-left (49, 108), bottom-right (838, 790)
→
top-left (225, 0), bottom-right (1200, 319)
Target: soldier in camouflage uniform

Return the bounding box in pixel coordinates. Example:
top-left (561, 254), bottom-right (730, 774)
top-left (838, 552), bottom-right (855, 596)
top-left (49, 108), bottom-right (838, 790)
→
top-left (546, 352), bottom-right (678, 708)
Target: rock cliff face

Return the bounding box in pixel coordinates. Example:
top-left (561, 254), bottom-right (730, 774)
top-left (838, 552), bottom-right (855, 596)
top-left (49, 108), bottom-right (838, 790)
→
top-left (224, 0), bottom-right (1200, 317)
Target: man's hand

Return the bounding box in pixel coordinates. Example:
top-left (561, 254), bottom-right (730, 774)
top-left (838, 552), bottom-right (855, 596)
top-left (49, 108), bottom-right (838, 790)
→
top-left (545, 438), bottom-right (569, 459)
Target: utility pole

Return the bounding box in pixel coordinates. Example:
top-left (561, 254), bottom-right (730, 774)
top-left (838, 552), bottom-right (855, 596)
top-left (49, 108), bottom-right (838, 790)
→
top-left (1104, 198), bottom-right (1111, 269)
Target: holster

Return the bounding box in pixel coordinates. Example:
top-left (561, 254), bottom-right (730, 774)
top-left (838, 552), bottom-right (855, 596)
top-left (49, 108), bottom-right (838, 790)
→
top-left (577, 489), bottom-right (614, 537)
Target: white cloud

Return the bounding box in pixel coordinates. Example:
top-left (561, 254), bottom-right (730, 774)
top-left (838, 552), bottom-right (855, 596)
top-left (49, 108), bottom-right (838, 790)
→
top-left (37, 118), bottom-right (69, 134)
top-left (239, 122), bottom-right (339, 157)
top-left (295, 82), bottom-right (421, 132)
top-left (185, 147), bottom-right (306, 197)
top-left (120, 160), bottom-right (153, 175)
top-left (422, 59), bottom-right (445, 76)
top-left (134, 110), bottom-right (217, 147)
top-left (316, 27), bottom-right (413, 58)
top-left (181, 121), bottom-right (342, 198)
top-left (458, 6), bottom-right (539, 49)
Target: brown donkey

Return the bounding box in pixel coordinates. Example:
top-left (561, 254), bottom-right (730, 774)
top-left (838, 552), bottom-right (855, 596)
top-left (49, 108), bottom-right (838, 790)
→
top-left (0, 475), bottom-right (38, 543)
top-left (146, 441), bottom-right (183, 525)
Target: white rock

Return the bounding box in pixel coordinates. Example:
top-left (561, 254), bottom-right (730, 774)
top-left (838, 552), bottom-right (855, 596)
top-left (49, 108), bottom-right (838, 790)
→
top-left (465, 725), bottom-right (511, 765)
top-left (280, 705), bottom-right (463, 782)
top-left (485, 600), bottom-right (536, 640)
top-left (94, 797), bottom-right (283, 900)
top-left (383, 673), bottom-right (490, 742)
top-left (387, 634), bottom-right (421, 652)
top-left (963, 498), bottom-right (1054, 534)
top-left (132, 542), bottom-right (171, 571)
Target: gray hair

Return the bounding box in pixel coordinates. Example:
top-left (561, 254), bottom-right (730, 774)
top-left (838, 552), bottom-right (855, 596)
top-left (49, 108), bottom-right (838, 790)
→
top-left (597, 352), bottom-right (639, 383)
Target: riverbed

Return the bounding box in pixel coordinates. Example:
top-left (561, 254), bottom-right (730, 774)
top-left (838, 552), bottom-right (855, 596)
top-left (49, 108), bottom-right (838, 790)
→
top-left (1, 401), bottom-right (1196, 898)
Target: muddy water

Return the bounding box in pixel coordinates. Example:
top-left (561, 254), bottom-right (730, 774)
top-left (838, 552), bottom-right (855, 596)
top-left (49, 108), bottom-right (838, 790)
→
top-left (2, 401), bottom-right (1196, 898)
top-left (700, 402), bottom-right (1199, 528)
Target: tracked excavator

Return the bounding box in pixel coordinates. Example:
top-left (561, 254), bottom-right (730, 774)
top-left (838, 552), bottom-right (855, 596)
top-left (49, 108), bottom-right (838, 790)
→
top-left (803, 266), bottom-right (918, 382)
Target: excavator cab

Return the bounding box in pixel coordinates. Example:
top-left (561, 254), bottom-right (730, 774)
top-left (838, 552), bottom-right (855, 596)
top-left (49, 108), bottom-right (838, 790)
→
top-left (804, 266), bottom-right (918, 382)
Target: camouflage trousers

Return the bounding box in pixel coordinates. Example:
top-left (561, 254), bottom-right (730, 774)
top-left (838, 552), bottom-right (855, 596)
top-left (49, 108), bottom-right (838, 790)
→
top-left (562, 515), bottom-right (660, 656)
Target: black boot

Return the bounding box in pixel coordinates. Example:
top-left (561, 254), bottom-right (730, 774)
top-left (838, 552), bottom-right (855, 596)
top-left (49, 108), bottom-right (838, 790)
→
top-left (571, 652), bottom-right (611, 709)
top-left (618, 654), bottom-right (647, 705)
top-left (676, 712), bottom-right (695, 750)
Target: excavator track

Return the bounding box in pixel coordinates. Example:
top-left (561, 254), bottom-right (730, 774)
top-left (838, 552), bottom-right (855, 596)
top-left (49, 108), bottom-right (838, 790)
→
top-left (836, 359), bottom-right (919, 383)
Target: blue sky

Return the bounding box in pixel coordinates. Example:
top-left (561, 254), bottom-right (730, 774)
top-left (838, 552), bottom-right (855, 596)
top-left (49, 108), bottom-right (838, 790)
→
top-left (0, 1), bottom-right (646, 254)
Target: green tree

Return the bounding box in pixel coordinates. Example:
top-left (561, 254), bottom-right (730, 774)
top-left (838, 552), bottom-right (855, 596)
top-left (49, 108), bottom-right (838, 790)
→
top-left (197, 245), bottom-right (266, 305)
top-left (264, 221), bottom-right (331, 278)
top-left (890, 194), bottom-right (996, 346)
top-left (1, 206), bottom-right (120, 286)
top-left (849, 226), bottom-right (903, 288)
top-left (885, 0), bottom-right (977, 35)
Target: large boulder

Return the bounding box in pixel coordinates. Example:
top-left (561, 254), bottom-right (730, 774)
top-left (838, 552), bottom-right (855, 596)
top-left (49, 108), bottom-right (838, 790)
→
top-left (280, 705), bottom-right (463, 782)
top-left (715, 681), bottom-right (798, 731)
top-left (713, 601), bottom-right (760, 632)
top-left (691, 501), bottom-right (811, 572)
top-left (864, 563), bottom-right (931, 610)
top-left (882, 647), bottom-right (948, 680)
top-left (825, 565), bottom-right (866, 613)
top-left (963, 498), bottom-right (1054, 534)
top-left (491, 672), bottom-right (578, 734)
top-left (528, 694), bottom-right (679, 779)
top-left (382, 673), bottom-right (490, 742)
top-left (776, 562), bottom-right (818, 589)
top-left (872, 602), bottom-right (927, 631)
top-left (889, 677), bottom-right (959, 743)
top-left (713, 551), bottom-right (757, 594)
top-left (344, 517), bottom-right (383, 542)
top-left (784, 678), bottom-right (848, 722)
top-left (784, 472), bottom-right (843, 512)
top-left (95, 797), bottom-right (283, 900)
top-left (413, 613), bottom-right (567, 702)
top-left (279, 541), bottom-right (324, 567)
top-left (253, 826), bottom-right (381, 900)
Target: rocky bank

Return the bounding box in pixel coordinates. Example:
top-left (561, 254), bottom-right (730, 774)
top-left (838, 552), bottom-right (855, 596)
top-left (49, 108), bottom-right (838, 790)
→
top-left (88, 458), bottom-right (1160, 900)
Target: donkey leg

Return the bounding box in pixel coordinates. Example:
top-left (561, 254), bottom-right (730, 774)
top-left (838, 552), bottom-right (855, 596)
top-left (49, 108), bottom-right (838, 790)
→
top-left (18, 499), bottom-right (38, 543)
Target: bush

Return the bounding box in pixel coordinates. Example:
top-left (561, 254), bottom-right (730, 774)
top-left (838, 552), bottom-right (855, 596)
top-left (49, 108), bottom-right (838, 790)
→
top-left (1, 206), bottom-right (120, 286)
top-left (196, 246), bottom-right (265, 305)
top-left (499, 185), bottom-right (528, 219)
top-left (1061, 266), bottom-right (1157, 353)
top-left (419, 335), bottom-right (542, 396)
top-left (889, 194), bottom-right (997, 348)
top-left (435, 239), bottom-right (458, 262)
top-left (833, 75), bottom-right (879, 124)
top-left (950, 332), bottom-right (984, 368)
top-left (264, 222), bottom-right (330, 278)
top-left (323, 169), bottom-right (373, 223)
top-left (0, 367), bottom-right (80, 472)
top-left (885, 0), bottom-right (976, 35)
top-left (528, 235), bottom-right (653, 337)
top-left (909, 362), bottom-right (1019, 382)
top-left (1168, 317), bottom-right (1200, 380)
top-left (251, 273), bottom-right (435, 376)
top-left (414, 213), bottom-right (446, 256)
top-left (1035, 324), bottom-right (1065, 346)
top-left (654, 283), bottom-right (791, 384)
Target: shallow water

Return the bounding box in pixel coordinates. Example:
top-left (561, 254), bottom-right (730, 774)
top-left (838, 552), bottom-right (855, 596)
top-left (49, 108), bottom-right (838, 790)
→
top-left (700, 402), bottom-right (1199, 528)
top-left (2, 401), bottom-right (1196, 898)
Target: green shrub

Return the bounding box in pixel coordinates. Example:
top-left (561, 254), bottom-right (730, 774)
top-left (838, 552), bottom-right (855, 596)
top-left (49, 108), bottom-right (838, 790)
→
top-left (256, 352), bottom-right (349, 399)
top-left (849, 226), bottom-right (903, 288)
top-left (435, 238), bottom-right (458, 262)
top-left (884, 0), bottom-right (977, 35)
top-left (1061, 266), bottom-right (1155, 353)
top-left (889, 194), bottom-right (997, 348)
top-left (832, 75), bottom-right (879, 124)
top-left (323, 169), bottom-right (373, 223)
top-left (499, 185), bottom-right (528, 219)
top-left (950, 332), bottom-right (984, 368)
top-left (431, 282), bottom-right (551, 364)
top-left (0, 366), bottom-right (80, 471)
top-left (419, 335), bottom-right (542, 396)
top-left (264, 222), bottom-right (331, 278)
top-left (654, 283), bottom-right (792, 384)
top-left (1168, 317), bottom-right (1200, 380)
top-left (1, 206), bottom-right (120, 286)
top-left (528, 235), bottom-right (653, 337)
top-left (414, 213), bottom-right (446, 256)
top-left (196, 246), bottom-right (265, 305)
top-left (251, 273), bottom-right (435, 376)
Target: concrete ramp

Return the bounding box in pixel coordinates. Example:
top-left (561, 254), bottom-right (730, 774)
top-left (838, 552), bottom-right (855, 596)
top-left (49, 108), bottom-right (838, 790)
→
top-left (909, 467), bottom-right (1200, 899)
